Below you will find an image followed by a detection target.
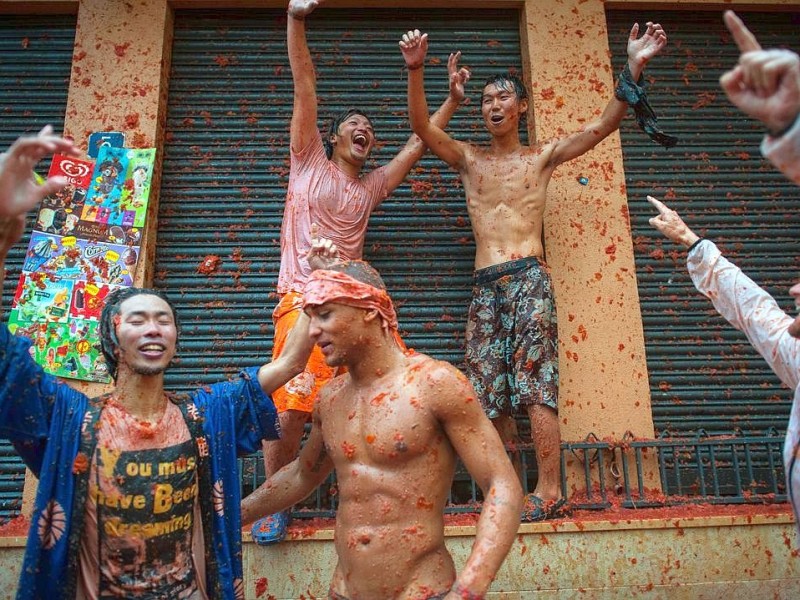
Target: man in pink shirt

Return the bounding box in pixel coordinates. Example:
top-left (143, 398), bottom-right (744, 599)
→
top-left (255, 0), bottom-right (470, 543)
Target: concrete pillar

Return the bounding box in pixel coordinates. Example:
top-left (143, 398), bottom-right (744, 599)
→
top-left (22, 0), bottom-right (173, 517)
top-left (519, 0), bottom-right (658, 490)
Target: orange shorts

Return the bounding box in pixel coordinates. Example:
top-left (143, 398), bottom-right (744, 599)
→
top-left (271, 292), bottom-right (337, 414)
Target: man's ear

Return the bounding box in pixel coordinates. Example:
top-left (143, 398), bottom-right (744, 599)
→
top-left (328, 134), bottom-right (338, 147)
top-left (519, 98), bottom-right (529, 115)
top-left (363, 308), bottom-right (379, 323)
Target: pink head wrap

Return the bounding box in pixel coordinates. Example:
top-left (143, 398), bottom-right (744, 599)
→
top-left (303, 269), bottom-right (398, 333)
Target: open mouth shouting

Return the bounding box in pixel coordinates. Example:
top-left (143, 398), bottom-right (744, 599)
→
top-left (353, 133), bottom-right (369, 152)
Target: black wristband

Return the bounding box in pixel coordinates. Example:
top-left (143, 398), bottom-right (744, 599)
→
top-left (615, 64), bottom-right (678, 148)
top-left (687, 238), bottom-right (705, 253)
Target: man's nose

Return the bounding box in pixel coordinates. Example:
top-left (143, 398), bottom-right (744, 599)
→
top-left (308, 320), bottom-right (321, 339)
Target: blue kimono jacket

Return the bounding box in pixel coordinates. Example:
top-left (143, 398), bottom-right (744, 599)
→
top-left (0, 326), bottom-right (280, 599)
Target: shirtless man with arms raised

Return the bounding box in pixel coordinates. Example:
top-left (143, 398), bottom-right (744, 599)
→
top-left (242, 260), bottom-right (523, 599)
top-left (401, 23), bottom-right (668, 520)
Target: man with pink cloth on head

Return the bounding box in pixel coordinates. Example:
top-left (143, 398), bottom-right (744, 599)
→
top-left (242, 260), bottom-right (523, 600)
top-left (255, 0), bottom-right (470, 544)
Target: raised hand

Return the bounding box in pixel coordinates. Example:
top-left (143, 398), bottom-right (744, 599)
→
top-left (447, 51), bottom-right (470, 104)
top-left (627, 22), bottom-right (667, 68)
top-left (647, 195), bottom-right (700, 248)
top-left (719, 11), bottom-right (800, 135)
top-left (0, 125), bottom-right (76, 219)
top-left (307, 223), bottom-right (340, 271)
top-left (399, 29), bottom-right (428, 71)
top-left (288, 0), bottom-right (321, 19)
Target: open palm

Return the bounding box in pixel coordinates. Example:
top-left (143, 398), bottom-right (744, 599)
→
top-left (627, 22), bottom-right (667, 65)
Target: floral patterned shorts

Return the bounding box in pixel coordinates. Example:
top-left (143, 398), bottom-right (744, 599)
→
top-left (465, 256), bottom-right (559, 419)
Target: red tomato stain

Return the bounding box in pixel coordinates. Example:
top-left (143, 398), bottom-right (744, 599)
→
top-left (197, 255), bottom-right (221, 275)
top-left (254, 577), bottom-right (268, 597)
top-left (124, 113), bottom-right (140, 129)
top-left (130, 132), bottom-right (147, 147)
top-left (365, 434), bottom-right (375, 444)
top-left (0, 515), bottom-right (29, 536)
top-left (113, 42), bottom-right (131, 58)
top-left (370, 392), bottom-right (388, 406)
top-left (72, 452), bottom-right (89, 474)
top-left (341, 441), bottom-right (356, 460)
top-left (416, 496), bottom-right (434, 510)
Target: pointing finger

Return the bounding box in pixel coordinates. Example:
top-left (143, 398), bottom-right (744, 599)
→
top-left (724, 10), bottom-right (762, 53)
top-left (646, 195), bottom-right (670, 214)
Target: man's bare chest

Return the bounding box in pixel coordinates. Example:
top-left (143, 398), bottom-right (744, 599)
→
top-left (321, 391), bottom-right (439, 466)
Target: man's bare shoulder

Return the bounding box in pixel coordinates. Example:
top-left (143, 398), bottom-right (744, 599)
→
top-left (403, 352), bottom-right (474, 408)
top-left (403, 350), bottom-right (462, 379)
top-left (316, 373), bottom-right (350, 415)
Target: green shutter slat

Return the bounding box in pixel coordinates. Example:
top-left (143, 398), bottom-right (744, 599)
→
top-left (608, 9), bottom-right (800, 436)
top-left (156, 8), bottom-right (523, 390)
top-left (0, 14), bottom-right (76, 521)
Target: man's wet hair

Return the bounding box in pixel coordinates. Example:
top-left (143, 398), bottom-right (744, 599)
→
top-left (483, 73), bottom-right (529, 102)
top-left (99, 287), bottom-right (180, 381)
top-left (328, 259), bottom-right (386, 290)
top-left (324, 108), bottom-right (374, 159)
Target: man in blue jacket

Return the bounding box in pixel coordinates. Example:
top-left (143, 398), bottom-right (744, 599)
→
top-left (0, 127), bottom-right (318, 599)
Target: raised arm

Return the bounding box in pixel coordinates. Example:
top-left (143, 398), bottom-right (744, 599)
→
top-left (380, 33), bottom-right (469, 193)
top-left (720, 11), bottom-right (800, 137)
top-left (240, 404), bottom-right (333, 525)
top-left (0, 126), bottom-right (75, 311)
top-left (287, 0), bottom-right (324, 153)
top-left (646, 195), bottom-right (700, 248)
top-left (431, 364), bottom-right (523, 599)
top-left (547, 21), bottom-right (667, 168)
top-left (401, 29), bottom-right (469, 172)
top-left (257, 229), bottom-right (338, 394)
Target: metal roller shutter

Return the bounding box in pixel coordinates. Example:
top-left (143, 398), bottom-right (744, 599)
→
top-left (156, 8), bottom-right (523, 390)
top-left (608, 9), bottom-right (800, 436)
top-left (0, 14), bottom-right (76, 521)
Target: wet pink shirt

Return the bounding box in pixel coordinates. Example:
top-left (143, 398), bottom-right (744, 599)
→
top-left (277, 132), bottom-right (388, 294)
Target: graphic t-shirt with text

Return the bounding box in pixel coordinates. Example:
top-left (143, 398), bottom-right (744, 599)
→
top-left (76, 399), bottom-right (207, 599)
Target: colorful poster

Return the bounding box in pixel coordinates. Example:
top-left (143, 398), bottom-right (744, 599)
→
top-left (9, 147), bottom-right (156, 384)
top-left (6, 316), bottom-right (110, 382)
top-left (10, 273), bottom-right (74, 324)
top-left (24, 232), bottom-right (137, 287)
top-left (84, 147), bottom-right (155, 229)
top-left (34, 154), bottom-right (95, 237)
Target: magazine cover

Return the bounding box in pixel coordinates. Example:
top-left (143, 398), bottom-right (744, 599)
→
top-left (8, 147), bottom-right (156, 384)
top-left (34, 154), bottom-right (95, 237)
top-left (83, 146), bottom-right (156, 229)
top-left (23, 232), bottom-right (136, 287)
top-left (6, 316), bottom-right (109, 382)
